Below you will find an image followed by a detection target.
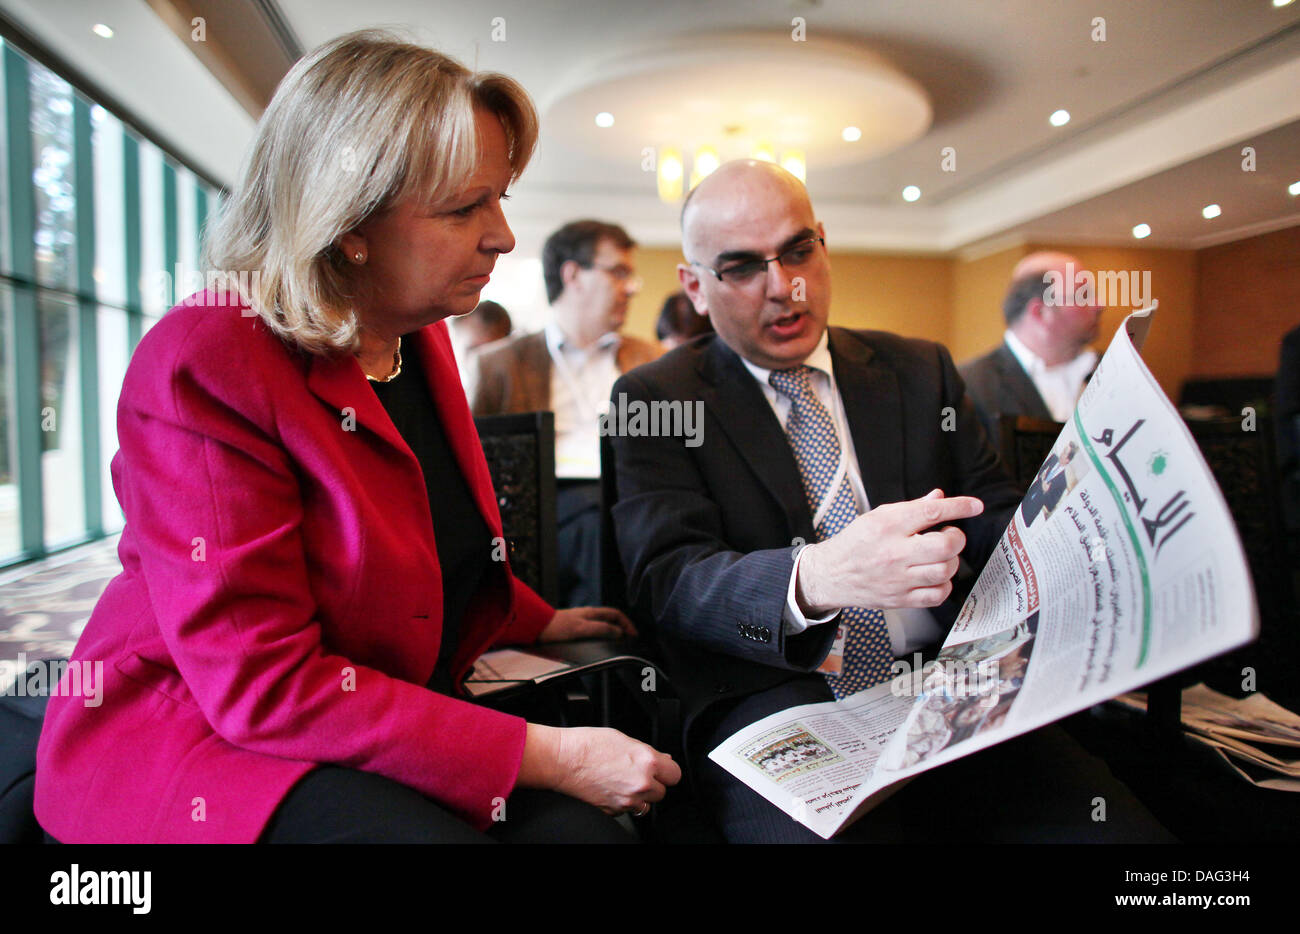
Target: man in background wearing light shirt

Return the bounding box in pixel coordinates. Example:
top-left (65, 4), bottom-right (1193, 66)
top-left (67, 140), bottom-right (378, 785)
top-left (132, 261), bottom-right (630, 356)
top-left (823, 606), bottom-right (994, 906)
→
top-left (960, 251), bottom-right (1102, 453)
top-left (471, 220), bottom-right (659, 607)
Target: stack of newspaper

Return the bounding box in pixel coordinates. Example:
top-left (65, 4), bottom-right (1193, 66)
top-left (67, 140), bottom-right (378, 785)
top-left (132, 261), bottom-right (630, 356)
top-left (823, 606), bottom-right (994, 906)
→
top-left (1113, 684), bottom-right (1300, 792)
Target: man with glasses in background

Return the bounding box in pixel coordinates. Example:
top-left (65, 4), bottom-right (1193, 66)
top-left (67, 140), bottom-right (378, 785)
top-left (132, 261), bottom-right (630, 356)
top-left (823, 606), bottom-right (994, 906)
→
top-left (472, 219), bottom-right (659, 608)
top-left (609, 160), bottom-right (1171, 843)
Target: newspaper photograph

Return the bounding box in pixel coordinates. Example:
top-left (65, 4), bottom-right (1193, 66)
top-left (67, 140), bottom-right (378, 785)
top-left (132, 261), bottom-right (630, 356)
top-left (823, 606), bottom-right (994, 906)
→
top-left (709, 306), bottom-right (1260, 838)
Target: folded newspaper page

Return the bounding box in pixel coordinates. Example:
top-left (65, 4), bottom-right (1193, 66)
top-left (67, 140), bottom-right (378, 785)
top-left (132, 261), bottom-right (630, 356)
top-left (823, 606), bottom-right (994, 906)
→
top-left (463, 648), bottom-right (573, 697)
top-left (709, 307), bottom-right (1260, 838)
top-left (1115, 684), bottom-right (1300, 748)
top-left (1113, 685), bottom-right (1300, 790)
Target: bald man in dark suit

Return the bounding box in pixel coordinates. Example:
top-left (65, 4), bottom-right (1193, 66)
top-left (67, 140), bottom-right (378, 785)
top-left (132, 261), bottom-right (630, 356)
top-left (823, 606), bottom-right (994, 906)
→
top-left (610, 161), bottom-right (1173, 843)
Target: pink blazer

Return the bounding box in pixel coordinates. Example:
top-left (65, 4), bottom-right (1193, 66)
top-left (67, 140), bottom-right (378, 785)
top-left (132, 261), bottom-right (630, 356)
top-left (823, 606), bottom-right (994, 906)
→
top-left (34, 293), bottom-right (554, 843)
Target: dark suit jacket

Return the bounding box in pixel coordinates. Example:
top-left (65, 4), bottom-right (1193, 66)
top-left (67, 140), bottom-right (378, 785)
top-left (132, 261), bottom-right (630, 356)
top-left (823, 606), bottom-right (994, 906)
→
top-left (470, 329), bottom-right (660, 416)
top-left (959, 342), bottom-right (1053, 451)
top-left (609, 328), bottom-right (1021, 738)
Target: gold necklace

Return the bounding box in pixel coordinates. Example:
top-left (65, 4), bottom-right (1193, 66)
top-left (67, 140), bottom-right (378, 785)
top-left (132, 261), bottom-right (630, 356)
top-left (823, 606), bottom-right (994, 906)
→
top-left (365, 337), bottom-right (402, 382)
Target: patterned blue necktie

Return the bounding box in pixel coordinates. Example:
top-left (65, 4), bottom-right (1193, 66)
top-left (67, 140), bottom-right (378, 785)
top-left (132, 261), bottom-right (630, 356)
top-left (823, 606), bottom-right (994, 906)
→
top-left (769, 365), bottom-right (894, 698)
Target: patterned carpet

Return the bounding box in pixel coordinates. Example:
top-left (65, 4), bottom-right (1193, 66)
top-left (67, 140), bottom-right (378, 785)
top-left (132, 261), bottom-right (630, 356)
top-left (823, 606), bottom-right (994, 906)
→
top-left (0, 537), bottom-right (121, 689)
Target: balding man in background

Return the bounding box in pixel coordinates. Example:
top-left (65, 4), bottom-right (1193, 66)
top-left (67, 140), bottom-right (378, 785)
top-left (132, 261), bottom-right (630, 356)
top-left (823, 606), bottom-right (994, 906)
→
top-left (960, 252), bottom-right (1102, 450)
top-left (609, 162), bottom-right (1170, 843)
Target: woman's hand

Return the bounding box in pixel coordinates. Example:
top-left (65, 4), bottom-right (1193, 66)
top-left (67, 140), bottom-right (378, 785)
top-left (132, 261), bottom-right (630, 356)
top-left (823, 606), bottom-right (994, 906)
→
top-left (537, 606), bottom-right (637, 642)
top-left (518, 724), bottom-right (681, 815)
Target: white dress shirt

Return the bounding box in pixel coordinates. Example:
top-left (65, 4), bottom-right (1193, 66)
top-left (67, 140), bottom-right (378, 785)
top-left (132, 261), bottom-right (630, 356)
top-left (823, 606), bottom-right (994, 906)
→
top-left (546, 321), bottom-right (622, 480)
top-left (1003, 330), bottom-right (1097, 423)
top-left (738, 330), bottom-right (945, 656)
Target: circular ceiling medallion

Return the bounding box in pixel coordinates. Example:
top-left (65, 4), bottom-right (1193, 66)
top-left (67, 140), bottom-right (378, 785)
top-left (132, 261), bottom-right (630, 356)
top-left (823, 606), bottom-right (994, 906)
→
top-left (543, 32), bottom-right (933, 168)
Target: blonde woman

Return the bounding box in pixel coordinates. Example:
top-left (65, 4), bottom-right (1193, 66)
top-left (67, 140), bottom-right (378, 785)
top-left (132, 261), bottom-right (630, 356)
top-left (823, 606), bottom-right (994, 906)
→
top-left (35, 30), bottom-right (678, 844)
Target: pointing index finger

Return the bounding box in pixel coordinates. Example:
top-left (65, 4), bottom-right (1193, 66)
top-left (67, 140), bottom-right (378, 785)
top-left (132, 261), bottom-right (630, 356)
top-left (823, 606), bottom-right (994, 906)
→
top-left (904, 493), bottom-right (984, 533)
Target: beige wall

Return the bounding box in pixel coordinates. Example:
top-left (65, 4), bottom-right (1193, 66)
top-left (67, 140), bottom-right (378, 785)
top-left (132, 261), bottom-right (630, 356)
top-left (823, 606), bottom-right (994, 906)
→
top-left (628, 246), bottom-right (951, 346)
top-left (626, 247), bottom-right (686, 344)
top-left (629, 229), bottom-right (1297, 402)
top-left (949, 245), bottom-right (1025, 363)
top-left (824, 252), bottom-right (952, 339)
top-left (1192, 226), bottom-right (1300, 379)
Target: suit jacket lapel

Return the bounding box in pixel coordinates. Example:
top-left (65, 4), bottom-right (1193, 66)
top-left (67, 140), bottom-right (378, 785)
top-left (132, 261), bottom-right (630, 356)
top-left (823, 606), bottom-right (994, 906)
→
top-left (699, 338), bottom-right (812, 539)
top-left (306, 347), bottom-right (409, 452)
top-left (829, 328), bottom-right (906, 506)
top-left (995, 343), bottom-right (1053, 421)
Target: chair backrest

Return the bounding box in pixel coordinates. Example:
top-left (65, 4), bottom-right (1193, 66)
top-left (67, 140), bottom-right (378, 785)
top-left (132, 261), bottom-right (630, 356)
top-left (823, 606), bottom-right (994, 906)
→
top-left (998, 415), bottom-right (1064, 494)
top-left (474, 412), bottom-right (558, 607)
top-left (598, 432), bottom-right (628, 611)
top-left (1184, 415), bottom-right (1299, 705)
top-left (1179, 376), bottom-right (1274, 417)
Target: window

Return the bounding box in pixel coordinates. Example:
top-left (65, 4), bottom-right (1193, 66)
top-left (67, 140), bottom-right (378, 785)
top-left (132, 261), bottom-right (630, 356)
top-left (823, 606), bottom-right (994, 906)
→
top-left (0, 36), bottom-right (224, 565)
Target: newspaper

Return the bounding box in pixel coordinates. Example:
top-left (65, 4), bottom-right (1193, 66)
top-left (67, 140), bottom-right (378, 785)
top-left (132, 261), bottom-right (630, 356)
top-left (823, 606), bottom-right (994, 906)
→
top-left (709, 307), bottom-right (1260, 839)
top-left (1114, 685), bottom-right (1300, 790)
top-left (462, 648), bottom-right (573, 697)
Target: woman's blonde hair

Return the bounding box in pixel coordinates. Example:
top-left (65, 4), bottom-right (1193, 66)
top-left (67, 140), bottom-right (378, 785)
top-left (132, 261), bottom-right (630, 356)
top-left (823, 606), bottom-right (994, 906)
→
top-left (204, 29), bottom-right (538, 354)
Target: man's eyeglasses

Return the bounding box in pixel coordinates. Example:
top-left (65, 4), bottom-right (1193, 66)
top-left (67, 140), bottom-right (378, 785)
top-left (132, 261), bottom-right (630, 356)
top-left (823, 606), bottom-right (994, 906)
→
top-left (586, 263), bottom-right (642, 294)
top-left (691, 237), bottom-right (825, 286)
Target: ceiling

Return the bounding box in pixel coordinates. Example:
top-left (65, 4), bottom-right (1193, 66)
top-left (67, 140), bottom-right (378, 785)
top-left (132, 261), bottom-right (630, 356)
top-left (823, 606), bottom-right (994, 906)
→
top-left (1, 0), bottom-right (1297, 257)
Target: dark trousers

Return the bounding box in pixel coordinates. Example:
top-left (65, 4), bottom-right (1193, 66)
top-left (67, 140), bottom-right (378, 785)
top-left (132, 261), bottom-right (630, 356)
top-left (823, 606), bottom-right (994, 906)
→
top-left (694, 675), bottom-right (1178, 844)
top-left (259, 765), bottom-right (635, 844)
top-left (557, 480), bottom-right (602, 608)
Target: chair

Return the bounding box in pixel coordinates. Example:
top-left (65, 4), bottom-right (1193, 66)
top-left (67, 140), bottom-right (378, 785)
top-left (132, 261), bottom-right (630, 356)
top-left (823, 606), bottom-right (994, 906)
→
top-left (1180, 415), bottom-right (1298, 709)
top-left (474, 412), bottom-right (559, 606)
top-left (0, 693), bottom-right (48, 844)
top-left (998, 415), bottom-right (1064, 494)
top-left (597, 433), bottom-right (722, 843)
top-left (596, 432), bottom-right (682, 755)
top-left (1179, 376), bottom-right (1275, 419)
top-left (475, 417), bottom-right (686, 804)
top-left (598, 432), bottom-right (629, 611)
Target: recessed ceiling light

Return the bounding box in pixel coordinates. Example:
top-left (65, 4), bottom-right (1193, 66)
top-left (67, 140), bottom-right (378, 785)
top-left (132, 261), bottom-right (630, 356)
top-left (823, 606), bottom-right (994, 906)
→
top-left (92, 23), bottom-right (114, 39)
top-left (1049, 109), bottom-right (1071, 127)
top-left (1132, 223), bottom-right (1152, 239)
top-left (841, 126), bottom-right (862, 142)
top-left (1273, 0), bottom-right (1294, 8)
top-left (1202, 203), bottom-right (1221, 219)
top-left (780, 150), bottom-right (806, 182)
top-left (594, 112), bottom-right (614, 128)
top-left (902, 185), bottom-right (921, 202)
top-left (1289, 180), bottom-right (1300, 196)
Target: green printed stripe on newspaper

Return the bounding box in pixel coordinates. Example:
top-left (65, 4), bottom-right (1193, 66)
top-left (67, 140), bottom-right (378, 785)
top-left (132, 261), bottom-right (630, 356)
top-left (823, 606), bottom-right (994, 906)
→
top-left (1073, 410), bottom-right (1152, 666)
